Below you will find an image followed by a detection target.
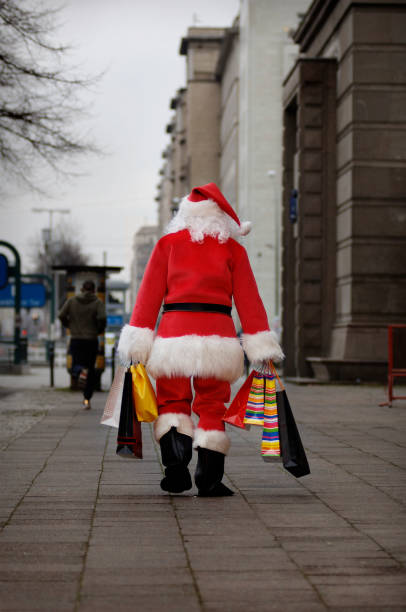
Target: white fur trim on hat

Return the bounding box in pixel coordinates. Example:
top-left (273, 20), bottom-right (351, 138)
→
top-left (154, 413), bottom-right (194, 442)
top-left (193, 428), bottom-right (231, 455)
top-left (146, 335), bottom-right (244, 383)
top-left (165, 196), bottom-right (243, 243)
top-left (242, 330), bottom-right (285, 364)
top-left (117, 324), bottom-right (154, 365)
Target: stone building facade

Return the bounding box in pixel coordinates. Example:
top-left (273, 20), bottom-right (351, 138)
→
top-left (156, 1), bottom-right (309, 326)
top-left (130, 226), bottom-right (158, 307)
top-left (281, 0), bottom-right (406, 381)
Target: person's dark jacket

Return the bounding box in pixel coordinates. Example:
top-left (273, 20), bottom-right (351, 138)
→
top-left (58, 292), bottom-right (106, 339)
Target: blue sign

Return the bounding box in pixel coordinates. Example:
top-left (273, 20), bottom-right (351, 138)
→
top-left (0, 283), bottom-right (47, 308)
top-left (0, 254), bottom-right (8, 290)
top-left (107, 314), bottom-right (124, 327)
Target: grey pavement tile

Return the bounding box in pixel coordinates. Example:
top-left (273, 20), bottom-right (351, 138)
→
top-left (0, 569), bottom-right (80, 582)
top-left (0, 525), bottom-right (89, 542)
top-left (201, 588), bottom-right (324, 606)
top-left (187, 547), bottom-right (296, 571)
top-left (85, 547), bottom-right (188, 569)
top-left (11, 511), bottom-right (93, 522)
top-left (182, 533), bottom-right (276, 548)
top-left (0, 541), bottom-right (85, 565)
top-left (89, 534), bottom-right (184, 547)
top-left (205, 604), bottom-right (326, 612)
top-left (77, 592), bottom-right (201, 612)
top-left (82, 567), bottom-right (193, 586)
top-left (94, 495), bottom-right (170, 504)
top-left (195, 569), bottom-right (312, 590)
top-left (278, 536), bottom-right (381, 552)
top-left (98, 484), bottom-right (161, 496)
top-left (24, 487), bottom-right (97, 499)
top-left (318, 583), bottom-right (406, 607)
top-left (310, 568), bottom-right (406, 585)
top-left (254, 510), bottom-right (349, 529)
top-left (328, 604), bottom-right (406, 612)
top-left (0, 581), bottom-right (77, 610)
top-left (81, 582), bottom-right (196, 599)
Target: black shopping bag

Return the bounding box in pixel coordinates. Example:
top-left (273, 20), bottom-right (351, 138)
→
top-left (267, 361), bottom-right (310, 478)
top-left (277, 389), bottom-right (310, 478)
top-left (116, 370), bottom-right (143, 459)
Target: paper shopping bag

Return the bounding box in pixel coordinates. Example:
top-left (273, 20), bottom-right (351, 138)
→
top-left (101, 365), bottom-right (126, 428)
top-left (222, 371), bottom-right (255, 429)
top-left (130, 363), bottom-right (158, 422)
top-left (267, 361), bottom-right (310, 477)
top-left (276, 389), bottom-right (310, 478)
top-left (116, 370), bottom-right (143, 459)
top-left (244, 373), bottom-right (266, 426)
top-left (261, 374), bottom-right (281, 461)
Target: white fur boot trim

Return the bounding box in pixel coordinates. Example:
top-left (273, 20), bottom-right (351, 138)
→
top-left (147, 335), bottom-right (244, 383)
top-left (117, 324), bottom-right (154, 365)
top-left (193, 428), bottom-right (231, 455)
top-left (242, 330), bottom-right (285, 364)
top-left (153, 413), bottom-right (194, 442)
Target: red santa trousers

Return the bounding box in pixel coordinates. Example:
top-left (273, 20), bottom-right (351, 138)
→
top-left (156, 376), bottom-right (230, 432)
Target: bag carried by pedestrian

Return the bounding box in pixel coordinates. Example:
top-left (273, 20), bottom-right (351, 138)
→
top-left (223, 362), bottom-right (310, 478)
top-left (116, 368), bottom-right (143, 459)
top-left (130, 363), bottom-right (158, 422)
top-left (221, 370), bottom-right (255, 428)
top-left (101, 364), bottom-right (158, 427)
top-left (78, 368), bottom-right (88, 390)
top-left (101, 365), bottom-right (126, 428)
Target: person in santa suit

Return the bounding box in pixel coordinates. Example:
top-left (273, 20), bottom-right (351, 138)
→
top-left (118, 183), bottom-right (284, 497)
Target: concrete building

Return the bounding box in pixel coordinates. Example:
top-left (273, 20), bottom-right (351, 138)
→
top-left (156, 1), bottom-right (309, 326)
top-left (237, 0), bottom-right (310, 323)
top-left (281, 0), bottom-right (406, 381)
top-left (130, 226), bottom-right (158, 307)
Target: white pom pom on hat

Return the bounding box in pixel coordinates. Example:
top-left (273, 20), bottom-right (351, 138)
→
top-left (188, 183), bottom-right (251, 236)
top-left (239, 221), bottom-right (252, 236)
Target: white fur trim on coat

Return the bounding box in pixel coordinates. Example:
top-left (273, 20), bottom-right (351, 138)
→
top-left (146, 335), bottom-right (244, 383)
top-left (165, 196), bottom-right (250, 242)
top-left (117, 324), bottom-right (154, 365)
top-left (193, 428), bottom-right (231, 455)
top-left (154, 412), bottom-right (194, 442)
top-left (242, 330), bottom-right (285, 364)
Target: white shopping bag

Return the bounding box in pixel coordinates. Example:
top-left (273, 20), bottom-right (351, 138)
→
top-left (100, 365), bottom-right (126, 428)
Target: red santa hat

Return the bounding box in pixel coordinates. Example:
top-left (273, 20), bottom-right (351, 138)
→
top-left (187, 183), bottom-right (251, 236)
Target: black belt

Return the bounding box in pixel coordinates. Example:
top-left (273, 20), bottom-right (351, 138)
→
top-left (162, 302), bottom-right (232, 317)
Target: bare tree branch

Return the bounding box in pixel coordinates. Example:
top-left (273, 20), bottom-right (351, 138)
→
top-left (0, 1), bottom-right (100, 192)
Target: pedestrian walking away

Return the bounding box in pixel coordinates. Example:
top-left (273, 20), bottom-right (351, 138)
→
top-left (59, 279), bottom-right (106, 409)
top-left (118, 182), bottom-right (284, 496)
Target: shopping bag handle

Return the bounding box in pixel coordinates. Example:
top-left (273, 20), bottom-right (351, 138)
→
top-left (268, 361), bottom-right (285, 391)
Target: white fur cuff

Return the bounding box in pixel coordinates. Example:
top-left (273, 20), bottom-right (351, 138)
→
top-left (193, 428), bottom-right (231, 455)
top-left (117, 324), bottom-right (154, 365)
top-left (154, 413), bottom-right (194, 442)
top-left (147, 334), bottom-right (244, 383)
top-left (242, 330), bottom-right (285, 364)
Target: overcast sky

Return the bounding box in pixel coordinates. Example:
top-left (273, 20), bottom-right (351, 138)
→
top-left (2, 0), bottom-right (240, 280)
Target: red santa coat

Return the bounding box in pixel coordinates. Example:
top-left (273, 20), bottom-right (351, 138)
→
top-left (118, 194), bottom-right (284, 382)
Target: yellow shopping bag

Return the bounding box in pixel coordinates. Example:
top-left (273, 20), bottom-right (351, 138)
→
top-left (130, 364), bottom-right (158, 422)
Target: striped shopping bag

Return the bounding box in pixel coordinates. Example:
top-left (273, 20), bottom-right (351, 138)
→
top-left (244, 373), bottom-right (266, 426)
top-left (261, 374), bottom-right (281, 461)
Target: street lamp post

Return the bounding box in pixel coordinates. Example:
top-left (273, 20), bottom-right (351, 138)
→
top-left (31, 207), bottom-right (70, 341)
top-left (31, 207), bottom-right (70, 245)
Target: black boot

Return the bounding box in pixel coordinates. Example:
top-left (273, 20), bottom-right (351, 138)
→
top-left (159, 427), bottom-right (193, 493)
top-left (195, 447), bottom-right (234, 497)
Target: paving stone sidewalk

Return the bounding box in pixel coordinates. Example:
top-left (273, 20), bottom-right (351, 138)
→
top-left (0, 377), bottom-right (405, 611)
